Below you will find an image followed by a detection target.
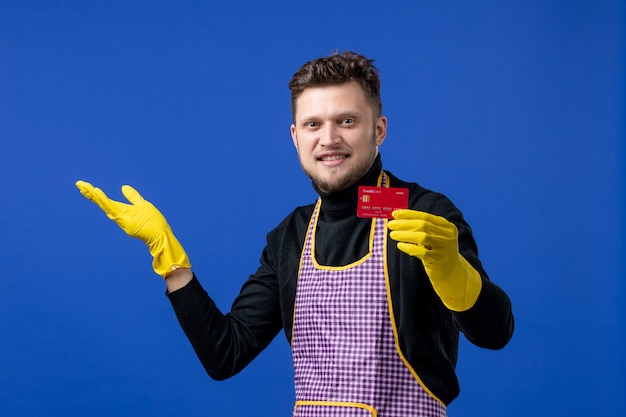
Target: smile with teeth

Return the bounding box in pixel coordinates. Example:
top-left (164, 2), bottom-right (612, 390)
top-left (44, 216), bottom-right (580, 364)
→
top-left (318, 154), bottom-right (348, 161)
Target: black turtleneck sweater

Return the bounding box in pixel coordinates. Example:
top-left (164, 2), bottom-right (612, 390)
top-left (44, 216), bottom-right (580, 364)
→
top-left (167, 155), bottom-right (514, 406)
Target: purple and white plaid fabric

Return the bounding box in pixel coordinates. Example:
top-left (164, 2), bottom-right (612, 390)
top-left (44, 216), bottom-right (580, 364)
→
top-left (292, 174), bottom-right (447, 417)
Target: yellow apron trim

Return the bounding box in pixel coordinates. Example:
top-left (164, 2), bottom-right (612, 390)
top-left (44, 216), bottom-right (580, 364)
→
top-left (310, 170), bottom-right (384, 270)
top-left (310, 201), bottom-right (376, 270)
top-left (382, 175), bottom-right (447, 408)
top-left (291, 201), bottom-right (320, 343)
top-left (292, 172), bottom-right (447, 410)
top-left (294, 400), bottom-right (377, 416)
top-left (291, 196), bottom-right (375, 341)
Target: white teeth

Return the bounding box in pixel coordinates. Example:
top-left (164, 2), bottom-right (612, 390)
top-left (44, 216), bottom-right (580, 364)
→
top-left (320, 155), bottom-right (346, 161)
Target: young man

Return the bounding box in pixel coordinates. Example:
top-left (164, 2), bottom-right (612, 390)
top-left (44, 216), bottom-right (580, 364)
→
top-left (76, 51), bottom-right (514, 416)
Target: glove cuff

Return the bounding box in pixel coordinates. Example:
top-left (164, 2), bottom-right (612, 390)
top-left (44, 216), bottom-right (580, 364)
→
top-left (428, 255), bottom-right (482, 312)
top-left (148, 232), bottom-right (191, 278)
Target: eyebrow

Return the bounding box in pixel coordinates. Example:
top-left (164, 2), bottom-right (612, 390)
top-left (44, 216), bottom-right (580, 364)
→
top-left (297, 110), bottom-right (364, 122)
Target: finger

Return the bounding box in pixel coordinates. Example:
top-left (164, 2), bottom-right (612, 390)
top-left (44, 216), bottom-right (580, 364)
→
top-left (392, 209), bottom-right (450, 227)
top-left (390, 212), bottom-right (456, 238)
top-left (389, 230), bottom-right (428, 246)
top-left (391, 228), bottom-right (452, 251)
top-left (75, 180), bottom-right (95, 198)
top-left (90, 186), bottom-right (124, 218)
top-left (121, 185), bottom-right (145, 205)
top-left (388, 218), bottom-right (452, 239)
top-left (396, 242), bottom-right (428, 259)
top-left (391, 209), bottom-right (427, 219)
top-left (76, 181), bottom-right (122, 218)
top-left (388, 218), bottom-right (427, 232)
top-left (76, 180), bottom-right (103, 205)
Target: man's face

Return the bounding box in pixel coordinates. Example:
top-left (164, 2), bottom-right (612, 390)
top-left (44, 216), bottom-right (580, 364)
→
top-left (290, 81), bottom-right (387, 193)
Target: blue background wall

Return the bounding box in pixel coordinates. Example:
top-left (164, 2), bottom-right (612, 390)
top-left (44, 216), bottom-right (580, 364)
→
top-left (1, 1), bottom-right (623, 416)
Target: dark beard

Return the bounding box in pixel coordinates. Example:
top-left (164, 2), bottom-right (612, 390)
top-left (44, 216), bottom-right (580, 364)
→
top-left (307, 146), bottom-right (378, 194)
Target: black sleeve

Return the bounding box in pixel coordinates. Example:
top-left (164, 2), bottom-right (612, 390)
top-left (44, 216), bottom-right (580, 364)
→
top-left (403, 179), bottom-right (514, 350)
top-left (166, 254), bottom-right (283, 380)
top-left (450, 195), bottom-right (514, 349)
top-left (437, 195), bottom-right (515, 349)
top-left (453, 279), bottom-right (514, 349)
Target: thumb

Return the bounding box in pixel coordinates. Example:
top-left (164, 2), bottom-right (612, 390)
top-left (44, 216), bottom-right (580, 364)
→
top-left (121, 185), bottom-right (145, 205)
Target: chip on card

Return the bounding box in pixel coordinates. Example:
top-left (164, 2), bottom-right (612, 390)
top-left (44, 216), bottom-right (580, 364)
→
top-left (357, 186), bottom-right (409, 219)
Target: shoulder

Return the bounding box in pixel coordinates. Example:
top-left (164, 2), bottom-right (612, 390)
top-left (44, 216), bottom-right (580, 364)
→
top-left (265, 202), bottom-right (316, 246)
top-left (258, 203), bottom-right (316, 281)
top-left (270, 203), bottom-right (315, 231)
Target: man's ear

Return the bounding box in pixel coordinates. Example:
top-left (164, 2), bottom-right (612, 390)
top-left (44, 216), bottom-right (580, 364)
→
top-left (375, 116), bottom-right (387, 146)
top-left (290, 124), bottom-right (299, 151)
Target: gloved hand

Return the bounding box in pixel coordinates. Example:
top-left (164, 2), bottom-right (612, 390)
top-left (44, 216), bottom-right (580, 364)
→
top-left (75, 180), bottom-right (191, 278)
top-left (388, 209), bottom-right (482, 311)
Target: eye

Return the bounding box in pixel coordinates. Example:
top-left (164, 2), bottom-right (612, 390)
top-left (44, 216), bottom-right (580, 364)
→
top-left (341, 118), bottom-right (354, 125)
top-left (305, 121), bottom-right (319, 128)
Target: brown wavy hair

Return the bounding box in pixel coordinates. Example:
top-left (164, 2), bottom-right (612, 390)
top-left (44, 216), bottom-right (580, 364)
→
top-left (288, 51), bottom-right (382, 120)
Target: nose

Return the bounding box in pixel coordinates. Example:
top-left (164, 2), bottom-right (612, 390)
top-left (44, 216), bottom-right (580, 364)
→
top-left (319, 123), bottom-right (340, 146)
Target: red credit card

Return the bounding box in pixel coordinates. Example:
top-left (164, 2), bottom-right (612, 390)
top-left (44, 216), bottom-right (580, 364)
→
top-left (357, 186), bottom-right (409, 219)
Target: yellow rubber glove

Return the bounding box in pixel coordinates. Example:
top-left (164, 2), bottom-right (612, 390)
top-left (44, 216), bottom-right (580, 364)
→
top-left (388, 209), bottom-right (482, 312)
top-left (75, 180), bottom-right (191, 278)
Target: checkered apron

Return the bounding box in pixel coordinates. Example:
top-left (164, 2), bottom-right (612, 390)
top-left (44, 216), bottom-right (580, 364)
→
top-left (291, 174), bottom-right (447, 417)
